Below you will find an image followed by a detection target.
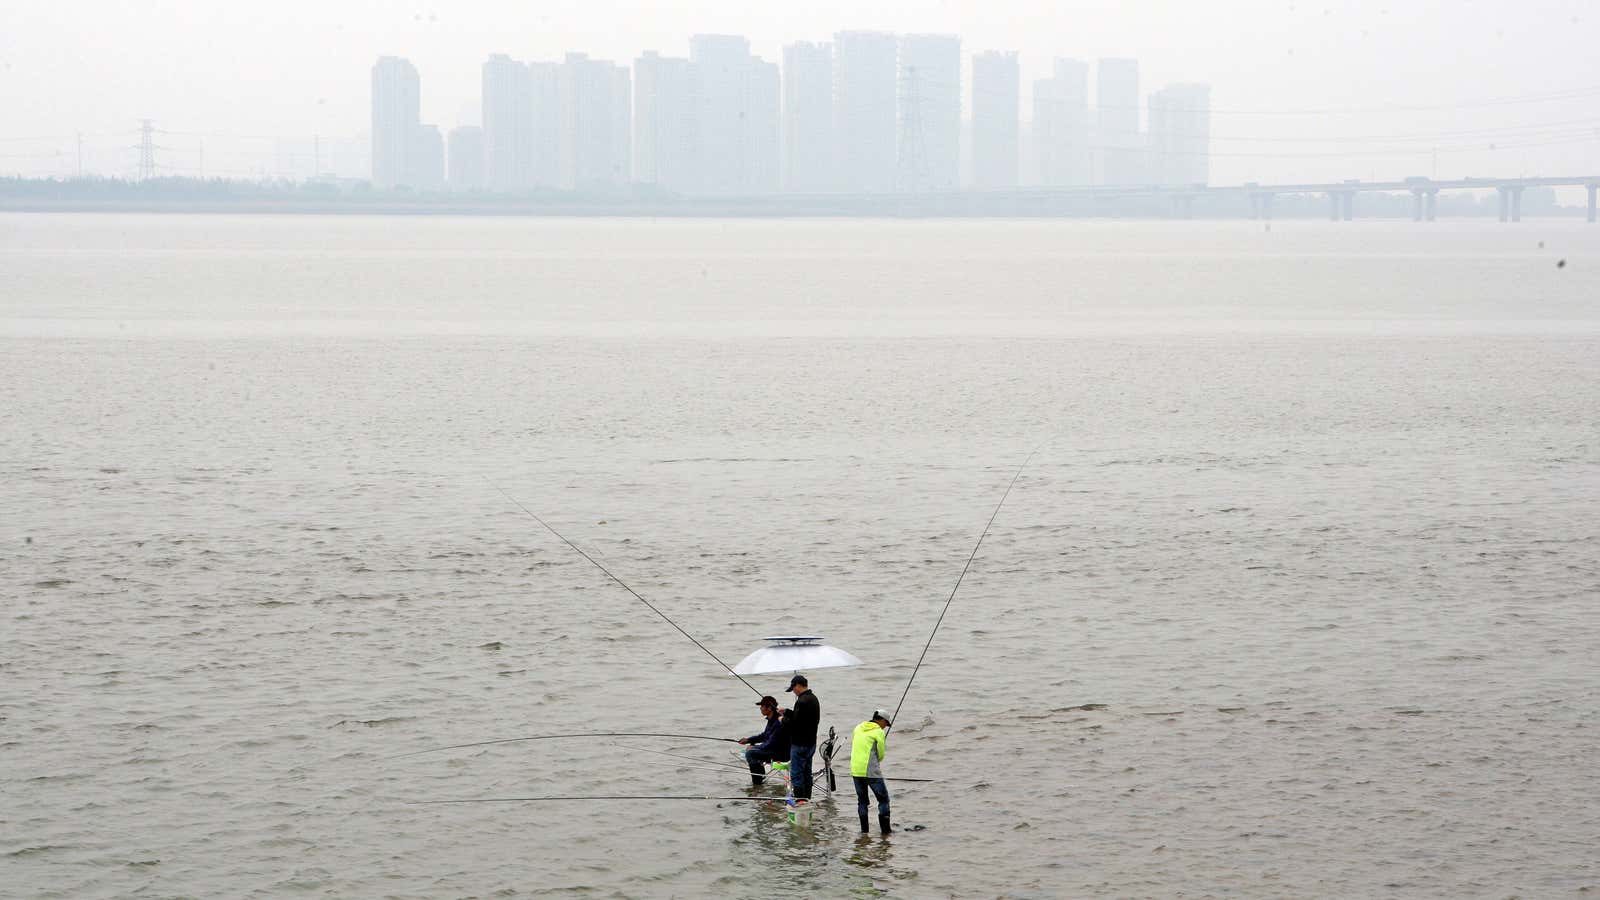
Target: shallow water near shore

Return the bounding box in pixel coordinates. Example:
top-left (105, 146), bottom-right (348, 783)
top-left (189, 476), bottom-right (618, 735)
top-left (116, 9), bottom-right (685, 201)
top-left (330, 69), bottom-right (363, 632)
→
top-left (2, 214), bottom-right (1598, 897)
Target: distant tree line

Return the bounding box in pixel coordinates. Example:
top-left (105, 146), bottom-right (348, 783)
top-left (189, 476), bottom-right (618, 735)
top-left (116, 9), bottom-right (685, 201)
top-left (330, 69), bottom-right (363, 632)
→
top-left (0, 175), bottom-right (678, 205)
top-left (0, 176), bottom-right (1584, 218)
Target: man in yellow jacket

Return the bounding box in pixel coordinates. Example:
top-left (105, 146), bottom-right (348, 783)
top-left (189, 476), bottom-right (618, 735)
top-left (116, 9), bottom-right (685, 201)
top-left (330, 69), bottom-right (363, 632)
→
top-left (850, 709), bottom-right (893, 834)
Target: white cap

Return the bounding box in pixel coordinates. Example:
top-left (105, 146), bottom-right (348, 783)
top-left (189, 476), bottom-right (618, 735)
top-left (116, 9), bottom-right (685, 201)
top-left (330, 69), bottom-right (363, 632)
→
top-left (872, 708), bottom-right (893, 723)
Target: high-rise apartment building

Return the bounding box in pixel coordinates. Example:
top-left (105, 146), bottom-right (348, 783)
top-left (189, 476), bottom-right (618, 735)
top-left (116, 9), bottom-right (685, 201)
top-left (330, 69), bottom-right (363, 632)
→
top-left (897, 34), bottom-right (960, 191)
top-left (689, 35), bottom-right (780, 195)
top-left (1147, 83), bottom-right (1210, 186)
top-left (371, 56), bottom-right (420, 189)
top-left (745, 59), bottom-right (780, 193)
top-left (1097, 57), bottom-right (1143, 185)
top-left (412, 125), bottom-right (444, 190)
top-left (1034, 58), bottom-right (1090, 186)
top-left (528, 62), bottom-right (561, 188)
top-left (482, 55), bottom-right (534, 190)
top-left (612, 66), bottom-right (632, 187)
top-left (634, 51), bottom-right (698, 192)
top-left (833, 31), bottom-right (899, 193)
top-left (971, 50), bottom-right (1019, 189)
top-left (781, 42), bottom-right (834, 193)
top-left (558, 53), bottom-right (630, 190)
top-left (447, 126), bottom-right (485, 190)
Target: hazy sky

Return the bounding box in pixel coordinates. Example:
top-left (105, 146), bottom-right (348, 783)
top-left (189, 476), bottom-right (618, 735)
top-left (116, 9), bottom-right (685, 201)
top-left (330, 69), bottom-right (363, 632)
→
top-left (4, 0), bottom-right (1597, 184)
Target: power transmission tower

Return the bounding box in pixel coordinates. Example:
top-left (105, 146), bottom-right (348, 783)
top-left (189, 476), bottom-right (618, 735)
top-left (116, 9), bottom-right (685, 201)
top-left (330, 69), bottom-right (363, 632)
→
top-left (897, 66), bottom-right (928, 193)
top-left (137, 119), bottom-right (157, 180)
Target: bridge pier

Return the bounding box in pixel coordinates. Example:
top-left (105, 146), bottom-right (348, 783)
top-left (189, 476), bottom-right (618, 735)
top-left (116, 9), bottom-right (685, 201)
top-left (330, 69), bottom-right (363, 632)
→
top-left (1588, 184), bottom-right (1596, 223)
top-left (1329, 192), bottom-right (1340, 221)
top-left (1341, 191), bottom-right (1354, 220)
top-left (1498, 186), bottom-right (1524, 222)
top-left (1249, 192), bottom-right (1275, 220)
top-left (1170, 194), bottom-right (1194, 219)
top-left (1411, 187), bottom-right (1440, 222)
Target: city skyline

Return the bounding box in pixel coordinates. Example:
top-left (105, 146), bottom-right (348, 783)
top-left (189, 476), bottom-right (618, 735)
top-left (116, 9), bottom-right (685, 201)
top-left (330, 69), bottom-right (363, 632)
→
top-left (7, 2), bottom-right (1599, 187)
top-left (367, 41), bottom-right (1218, 196)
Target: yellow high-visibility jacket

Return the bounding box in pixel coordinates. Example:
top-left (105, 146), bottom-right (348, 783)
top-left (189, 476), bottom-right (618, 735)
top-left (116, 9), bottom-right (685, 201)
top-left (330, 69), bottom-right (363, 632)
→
top-left (850, 720), bottom-right (887, 778)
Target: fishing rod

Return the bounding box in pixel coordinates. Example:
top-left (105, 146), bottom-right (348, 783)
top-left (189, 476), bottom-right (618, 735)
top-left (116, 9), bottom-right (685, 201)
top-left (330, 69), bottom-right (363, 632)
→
top-left (888, 452), bottom-right (1035, 730)
top-left (410, 795), bottom-right (780, 805)
top-left (389, 731), bottom-right (738, 761)
top-left (485, 477), bottom-right (762, 697)
top-left (624, 746), bottom-right (934, 785)
top-left (619, 748), bottom-right (938, 784)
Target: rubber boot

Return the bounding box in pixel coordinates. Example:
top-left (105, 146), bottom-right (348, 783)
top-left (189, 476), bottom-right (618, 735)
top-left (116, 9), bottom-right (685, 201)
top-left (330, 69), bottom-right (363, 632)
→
top-left (859, 814), bottom-right (870, 833)
top-left (751, 774), bottom-right (764, 787)
top-left (879, 813), bottom-right (892, 834)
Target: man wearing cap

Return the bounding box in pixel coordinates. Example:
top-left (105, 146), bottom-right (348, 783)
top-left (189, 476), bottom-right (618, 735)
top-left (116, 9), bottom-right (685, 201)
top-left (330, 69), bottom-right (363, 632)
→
top-left (850, 709), bottom-right (892, 833)
top-left (785, 674), bottom-right (820, 802)
top-left (737, 695), bottom-right (790, 786)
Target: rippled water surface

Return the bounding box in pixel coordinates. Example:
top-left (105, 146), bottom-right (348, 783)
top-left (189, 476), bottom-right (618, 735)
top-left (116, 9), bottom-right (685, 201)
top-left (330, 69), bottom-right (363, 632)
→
top-left (2, 214), bottom-right (1598, 897)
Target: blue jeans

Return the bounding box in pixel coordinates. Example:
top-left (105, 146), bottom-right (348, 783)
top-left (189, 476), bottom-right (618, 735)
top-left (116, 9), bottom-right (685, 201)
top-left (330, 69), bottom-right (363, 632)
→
top-left (744, 747), bottom-right (782, 778)
top-left (854, 776), bottom-right (890, 818)
top-left (789, 744), bottom-right (815, 799)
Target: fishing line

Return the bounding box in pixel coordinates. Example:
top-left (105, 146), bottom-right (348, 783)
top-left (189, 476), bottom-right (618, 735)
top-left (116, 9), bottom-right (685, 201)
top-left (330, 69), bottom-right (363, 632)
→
top-left (655, 759), bottom-right (768, 777)
top-left (616, 744), bottom-right (748, 770)
top-left (889, 452), bottom-right (1035, 730)
top-left (484, 477), bottom-right (763, 697)
top-left (388, 731), bottom-right (738, 761)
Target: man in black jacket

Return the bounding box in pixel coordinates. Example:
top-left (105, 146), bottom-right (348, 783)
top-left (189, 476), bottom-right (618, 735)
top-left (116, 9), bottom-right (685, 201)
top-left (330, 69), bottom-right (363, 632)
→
top-left (785, 674), bottom-right (820, 801)
top-left (738, 695), bottom-right (789, 786)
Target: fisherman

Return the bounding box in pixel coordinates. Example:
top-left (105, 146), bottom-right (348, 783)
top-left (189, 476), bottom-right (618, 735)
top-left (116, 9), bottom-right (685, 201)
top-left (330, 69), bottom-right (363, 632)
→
top-left (850, 709), bottom-right (892, 833)
top-left (737, 695), bottom-right (789, 786)
top-left (785, 674), bottom-right (819, 802)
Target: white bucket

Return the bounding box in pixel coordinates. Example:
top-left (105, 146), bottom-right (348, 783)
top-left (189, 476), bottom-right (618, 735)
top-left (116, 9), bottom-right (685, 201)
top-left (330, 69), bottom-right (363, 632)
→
top-left (786, 801), bottom-right (814, 827)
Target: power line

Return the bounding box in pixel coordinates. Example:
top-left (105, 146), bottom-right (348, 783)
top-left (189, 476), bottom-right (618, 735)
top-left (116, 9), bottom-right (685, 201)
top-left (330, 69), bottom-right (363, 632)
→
top-left (0, 131), bottom-right (131, 144)
top-left (157, 129), bottom-right (298, 141)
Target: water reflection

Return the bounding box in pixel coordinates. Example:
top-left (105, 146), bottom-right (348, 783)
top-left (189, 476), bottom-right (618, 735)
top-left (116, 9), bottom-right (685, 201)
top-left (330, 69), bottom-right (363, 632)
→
top-left (716, 791), bottom-right (914, 894)
top-left (844, 831), bottom-right (894, 870)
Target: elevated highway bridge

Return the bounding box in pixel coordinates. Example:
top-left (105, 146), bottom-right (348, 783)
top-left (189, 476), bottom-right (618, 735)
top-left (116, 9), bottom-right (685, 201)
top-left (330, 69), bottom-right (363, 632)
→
top-left (1017, 175), bottom-right (1600, 222)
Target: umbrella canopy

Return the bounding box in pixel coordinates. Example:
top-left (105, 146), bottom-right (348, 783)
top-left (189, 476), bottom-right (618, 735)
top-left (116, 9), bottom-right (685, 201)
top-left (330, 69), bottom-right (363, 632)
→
top-left (732, 636), bottom-right (864, 675)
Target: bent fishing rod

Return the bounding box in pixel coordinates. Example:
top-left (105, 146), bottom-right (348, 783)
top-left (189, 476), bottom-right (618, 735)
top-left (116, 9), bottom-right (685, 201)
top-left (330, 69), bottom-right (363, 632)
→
top-left (485, 477), bottom-right (762, 698)
top-left (888, 452), bottom-right (1034, 731)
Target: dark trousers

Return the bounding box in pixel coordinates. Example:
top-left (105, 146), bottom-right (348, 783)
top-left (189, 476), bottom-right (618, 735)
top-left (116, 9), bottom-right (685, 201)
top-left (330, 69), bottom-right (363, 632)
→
top-left (853, 776), bottom-right (890, 818)
top-left (744, 747), bottom-right (781, 777)
top-left (789, 744), bottom-right (816, 799)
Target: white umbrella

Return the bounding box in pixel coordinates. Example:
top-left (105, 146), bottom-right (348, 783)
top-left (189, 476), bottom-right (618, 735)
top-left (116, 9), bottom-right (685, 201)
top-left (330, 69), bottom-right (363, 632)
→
top-left (732, 636), bottom-right (864, 675)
